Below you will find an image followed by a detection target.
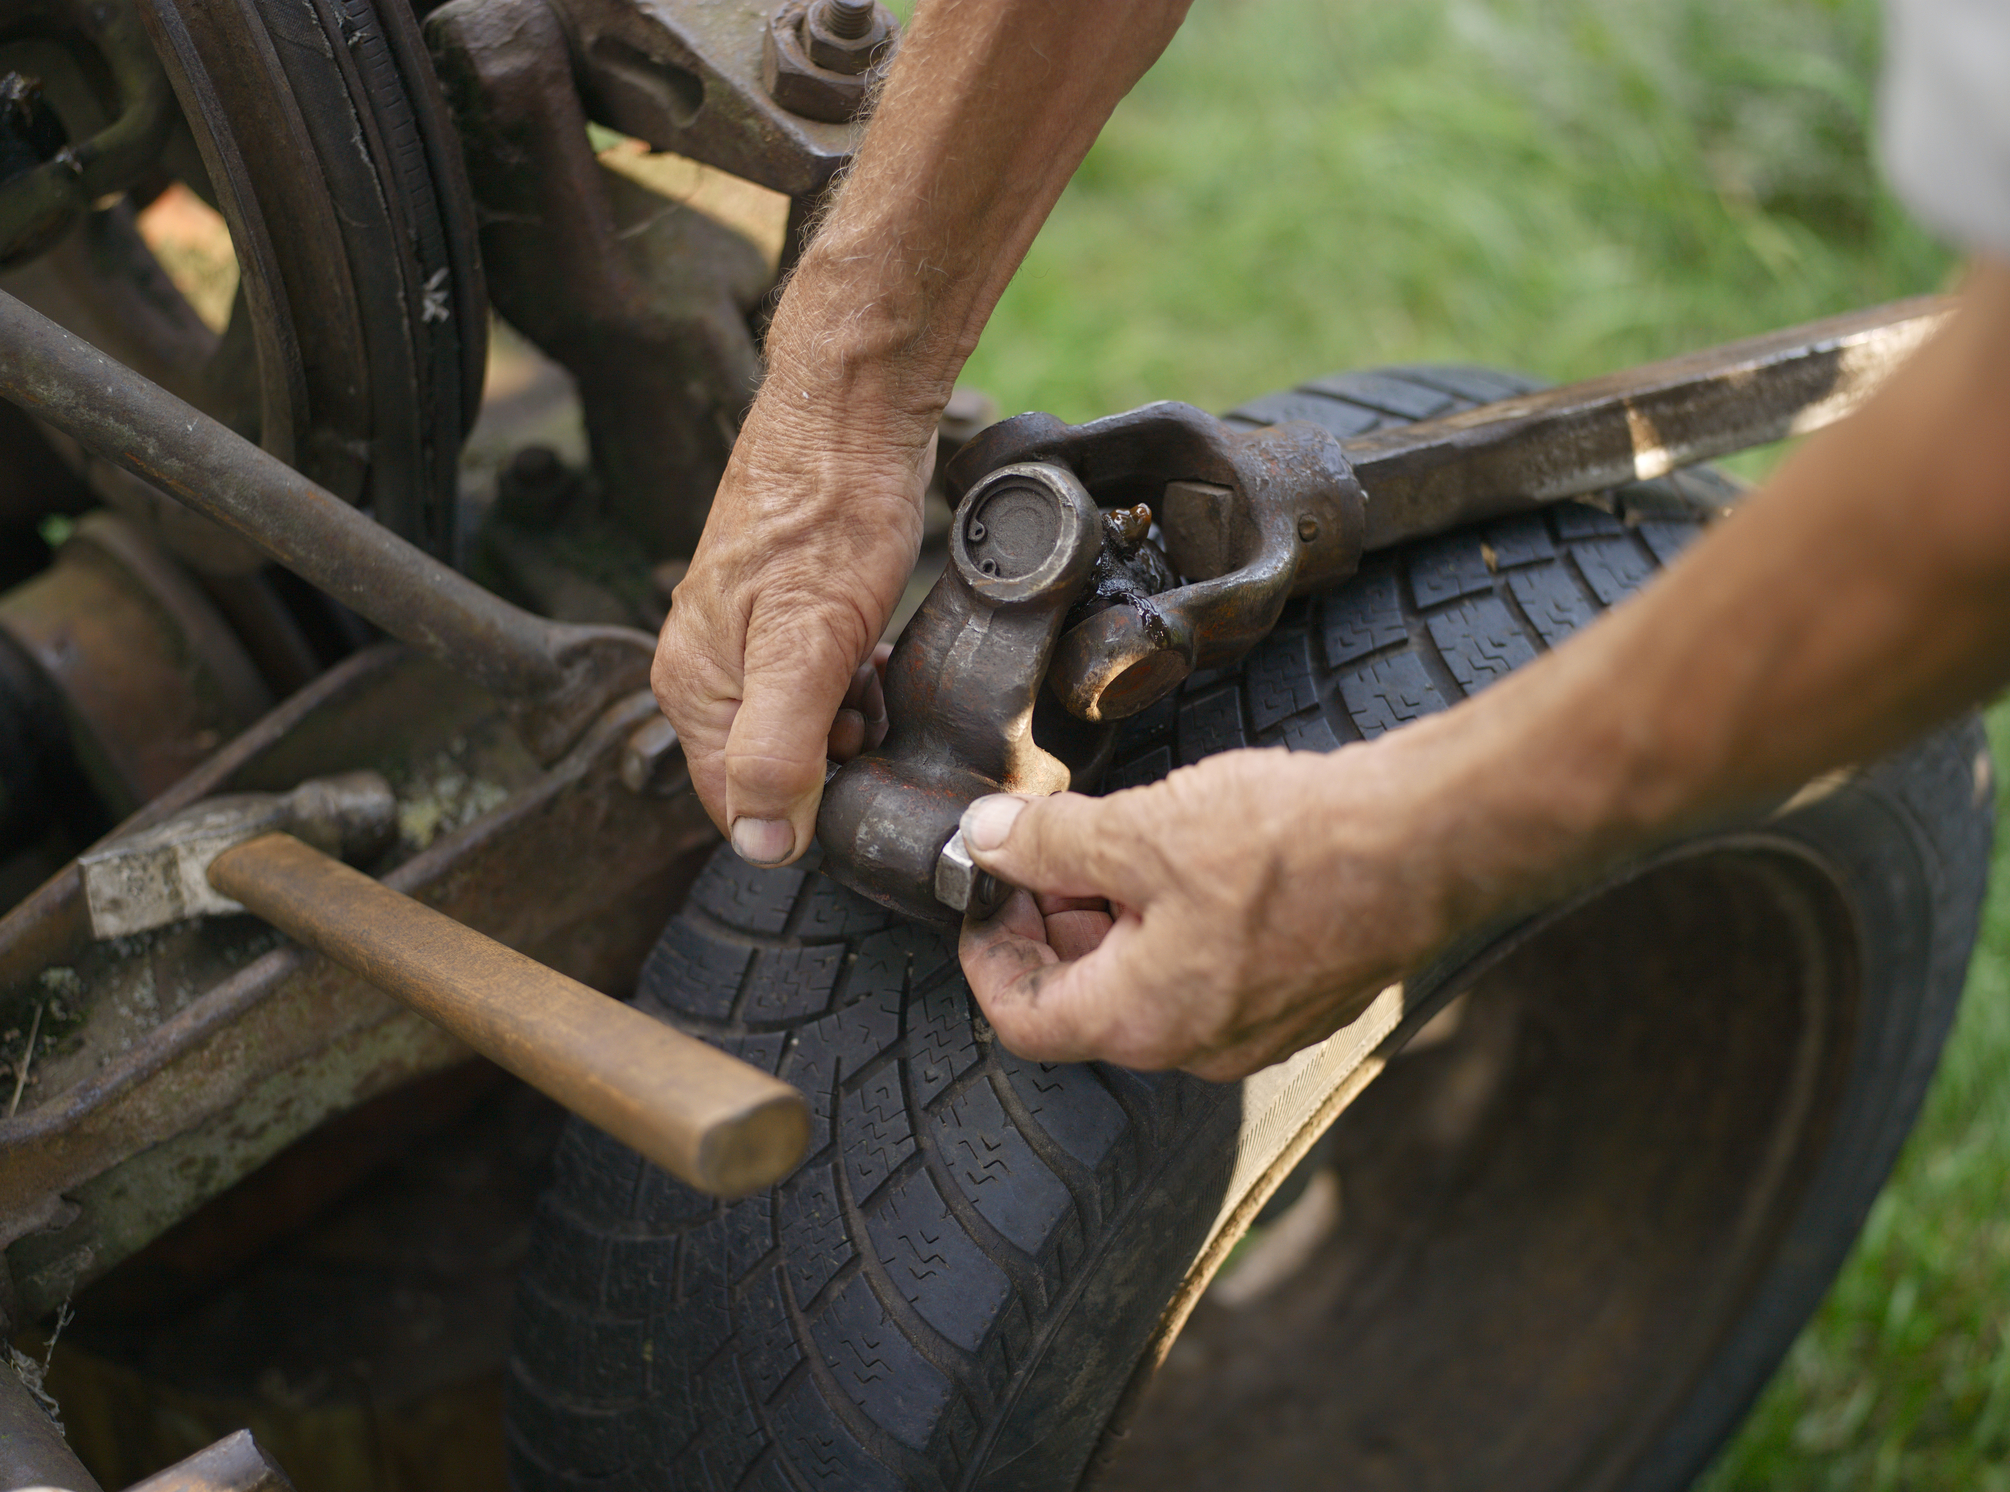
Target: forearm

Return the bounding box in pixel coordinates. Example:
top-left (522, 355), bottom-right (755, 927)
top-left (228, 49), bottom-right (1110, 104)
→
top-left (1407, 258), bottom-right (2010, 925)
top-left (762, 0), bottom-right (1192, 420)
top-left (657, 0), bottom-right (1189, 861)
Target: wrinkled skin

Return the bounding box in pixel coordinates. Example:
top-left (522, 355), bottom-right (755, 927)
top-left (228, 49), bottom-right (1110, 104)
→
top-left (651, 380), bottom-right (917, 865)
top-left (956, 742), bottom-right (1463, 1082)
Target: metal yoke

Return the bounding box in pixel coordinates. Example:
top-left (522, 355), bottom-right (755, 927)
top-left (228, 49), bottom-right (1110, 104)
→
top-left (819, 410), bottom-right (1369, 925)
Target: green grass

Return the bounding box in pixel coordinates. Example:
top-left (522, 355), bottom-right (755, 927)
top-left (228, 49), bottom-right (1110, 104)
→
top-left (963, 0), bottom-right (1953, 444)
top-left (957, 0), bottom-right (2007, 1484)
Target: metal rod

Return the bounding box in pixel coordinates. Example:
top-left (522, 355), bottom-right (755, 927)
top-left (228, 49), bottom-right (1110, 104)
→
top-left (123, 1429), bottom-right (294, 1491)
top-left (0, 290), bottom-right (651, 762)
top-left (0, 1354), bottom-right (102, 1492)
top-left (206, 832), bottom-right (808, 1197)
top-left (1346, 296), bottom-right (1951, 549)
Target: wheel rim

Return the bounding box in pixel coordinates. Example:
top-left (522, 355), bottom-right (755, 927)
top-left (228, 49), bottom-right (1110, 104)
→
top-left (1097, 837), bottom-right (1864, 1492)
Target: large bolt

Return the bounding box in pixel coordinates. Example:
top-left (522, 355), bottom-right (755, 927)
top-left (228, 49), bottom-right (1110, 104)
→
top-left (815, 0), bottom-right (875, 40)
top-left (935, 827), bottom-right (1009, 919)
top-left (494, 444), bottom-right (578, 526)
top-left (762, 0), bottom-right (897, 121)
top-left (620, 714), bottom-right (688, 796)
top-left (801, 0), bottom-right (894, 76)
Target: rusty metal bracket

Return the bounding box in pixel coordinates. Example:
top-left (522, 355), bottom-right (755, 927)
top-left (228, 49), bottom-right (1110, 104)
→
top-left (0, 0), bottom-right (176, 267)
top-left (0, 666), bottom-right (721, 1317)
top-left (427, 0), bottom-right (769, 559)
top-left (544, 0), bottom-right (865, 198)
top-left (1342, 295), bottom-right (1950, 547)
top-left (0, 289), bottom-right (654, 764)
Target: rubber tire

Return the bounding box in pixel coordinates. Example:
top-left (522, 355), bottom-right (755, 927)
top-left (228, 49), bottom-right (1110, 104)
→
top-left (505, 368), bottom-right (1995, 1492)
top-left (240, 0), bottom-right (484, 553)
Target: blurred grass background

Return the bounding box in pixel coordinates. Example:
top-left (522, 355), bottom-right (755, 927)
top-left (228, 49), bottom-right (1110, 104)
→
top-left (956, 0), bottom-right (2009, 1486)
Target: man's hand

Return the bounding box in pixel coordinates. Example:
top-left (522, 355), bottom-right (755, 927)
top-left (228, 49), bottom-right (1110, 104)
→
top-left (957, 743), bottom-right (1478, 1081)
top-left (652, 387), bottom-right (922, 866)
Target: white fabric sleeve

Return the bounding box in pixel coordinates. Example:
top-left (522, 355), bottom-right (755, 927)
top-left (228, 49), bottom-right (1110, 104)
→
top-left (1879, 0), bottom-right (2010, 257)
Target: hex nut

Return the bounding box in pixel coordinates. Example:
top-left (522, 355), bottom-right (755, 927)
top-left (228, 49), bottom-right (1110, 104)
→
top-left (802, 0), bottom-right (893, 74)
top-left (494, 444), bottom-right (578, 526)
top-left (761, 0), bottom-right (897, 124)
top-left (935, 827), bottom-right (1008, 919)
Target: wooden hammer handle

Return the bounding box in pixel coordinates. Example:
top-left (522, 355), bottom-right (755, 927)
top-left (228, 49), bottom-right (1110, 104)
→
top-left (208, 832), bottom-right (807, 1197)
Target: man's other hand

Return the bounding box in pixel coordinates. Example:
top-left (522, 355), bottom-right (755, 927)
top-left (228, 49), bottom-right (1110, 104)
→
top-left (651, 390), bottom-right (930, 866)
top-left (956, 743), bottom-right (1474, 1082)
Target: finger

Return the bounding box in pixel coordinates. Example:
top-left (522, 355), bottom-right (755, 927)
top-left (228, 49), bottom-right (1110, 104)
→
top-left (839, 657), bottom-right (879, 714)
top-left (991, 885), bottom-right (1054, 947)
top-left (956, 890), bottom-right (1060, 1002)
top-left (834, 656), bottom-right (889, 756)
top-left (961, 792), bottom-right (1152, 906)
top-left (1033, 892), bottom-right (1107, 915)
top-left (1043, 905), bottom-right (1114, 961)
top-left (652, 614), bottom-right (741, 836)
top-left (827, 708), bottom-right (867, 761)
top-left (860, 647), bottom-right (890, 750)
top-left (961, 910), bottom-right (1169, 1066)
top-left (1033, 890), bottom-right (1112, 961)
top-left (727, 605), bottom-right (870, 865)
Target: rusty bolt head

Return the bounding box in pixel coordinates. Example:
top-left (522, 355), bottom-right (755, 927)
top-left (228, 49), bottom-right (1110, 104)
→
top-left (621, 713), bottom-right (688, 796)
top-left (762, 0), bottom-right (897, 124)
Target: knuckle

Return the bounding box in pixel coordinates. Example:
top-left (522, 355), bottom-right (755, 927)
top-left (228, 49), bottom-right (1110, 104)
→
top-left (725, 745), bottom-right (822, 804)
top-left (745, 590), bottom-right (877, 677)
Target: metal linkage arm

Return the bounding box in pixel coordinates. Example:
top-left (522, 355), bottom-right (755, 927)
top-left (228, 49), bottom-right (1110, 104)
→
top-left (0, 290), bottom-right (653, 763)
top-left (1346, 296), bottom-right (1951, 549)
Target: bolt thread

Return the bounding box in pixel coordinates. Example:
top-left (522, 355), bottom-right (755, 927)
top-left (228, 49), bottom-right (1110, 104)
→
top-left (817, 0), bottom-right (876, 39)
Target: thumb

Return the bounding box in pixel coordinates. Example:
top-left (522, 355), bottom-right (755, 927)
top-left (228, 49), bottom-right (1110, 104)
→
top-left (961, 791), bottom-right (1147, 906)
top-left (725, 617), bottom-right (862, 865)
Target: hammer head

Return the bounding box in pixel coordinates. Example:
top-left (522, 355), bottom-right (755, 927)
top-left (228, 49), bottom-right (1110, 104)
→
top-left (79, 772), bottom-right (398, 938)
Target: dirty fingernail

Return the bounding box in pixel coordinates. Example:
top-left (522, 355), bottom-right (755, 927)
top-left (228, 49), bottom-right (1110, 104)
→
top-left (962, 795), bottom-right (1026, 853)
top-left (731, 816), bottom-right (794, 865)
